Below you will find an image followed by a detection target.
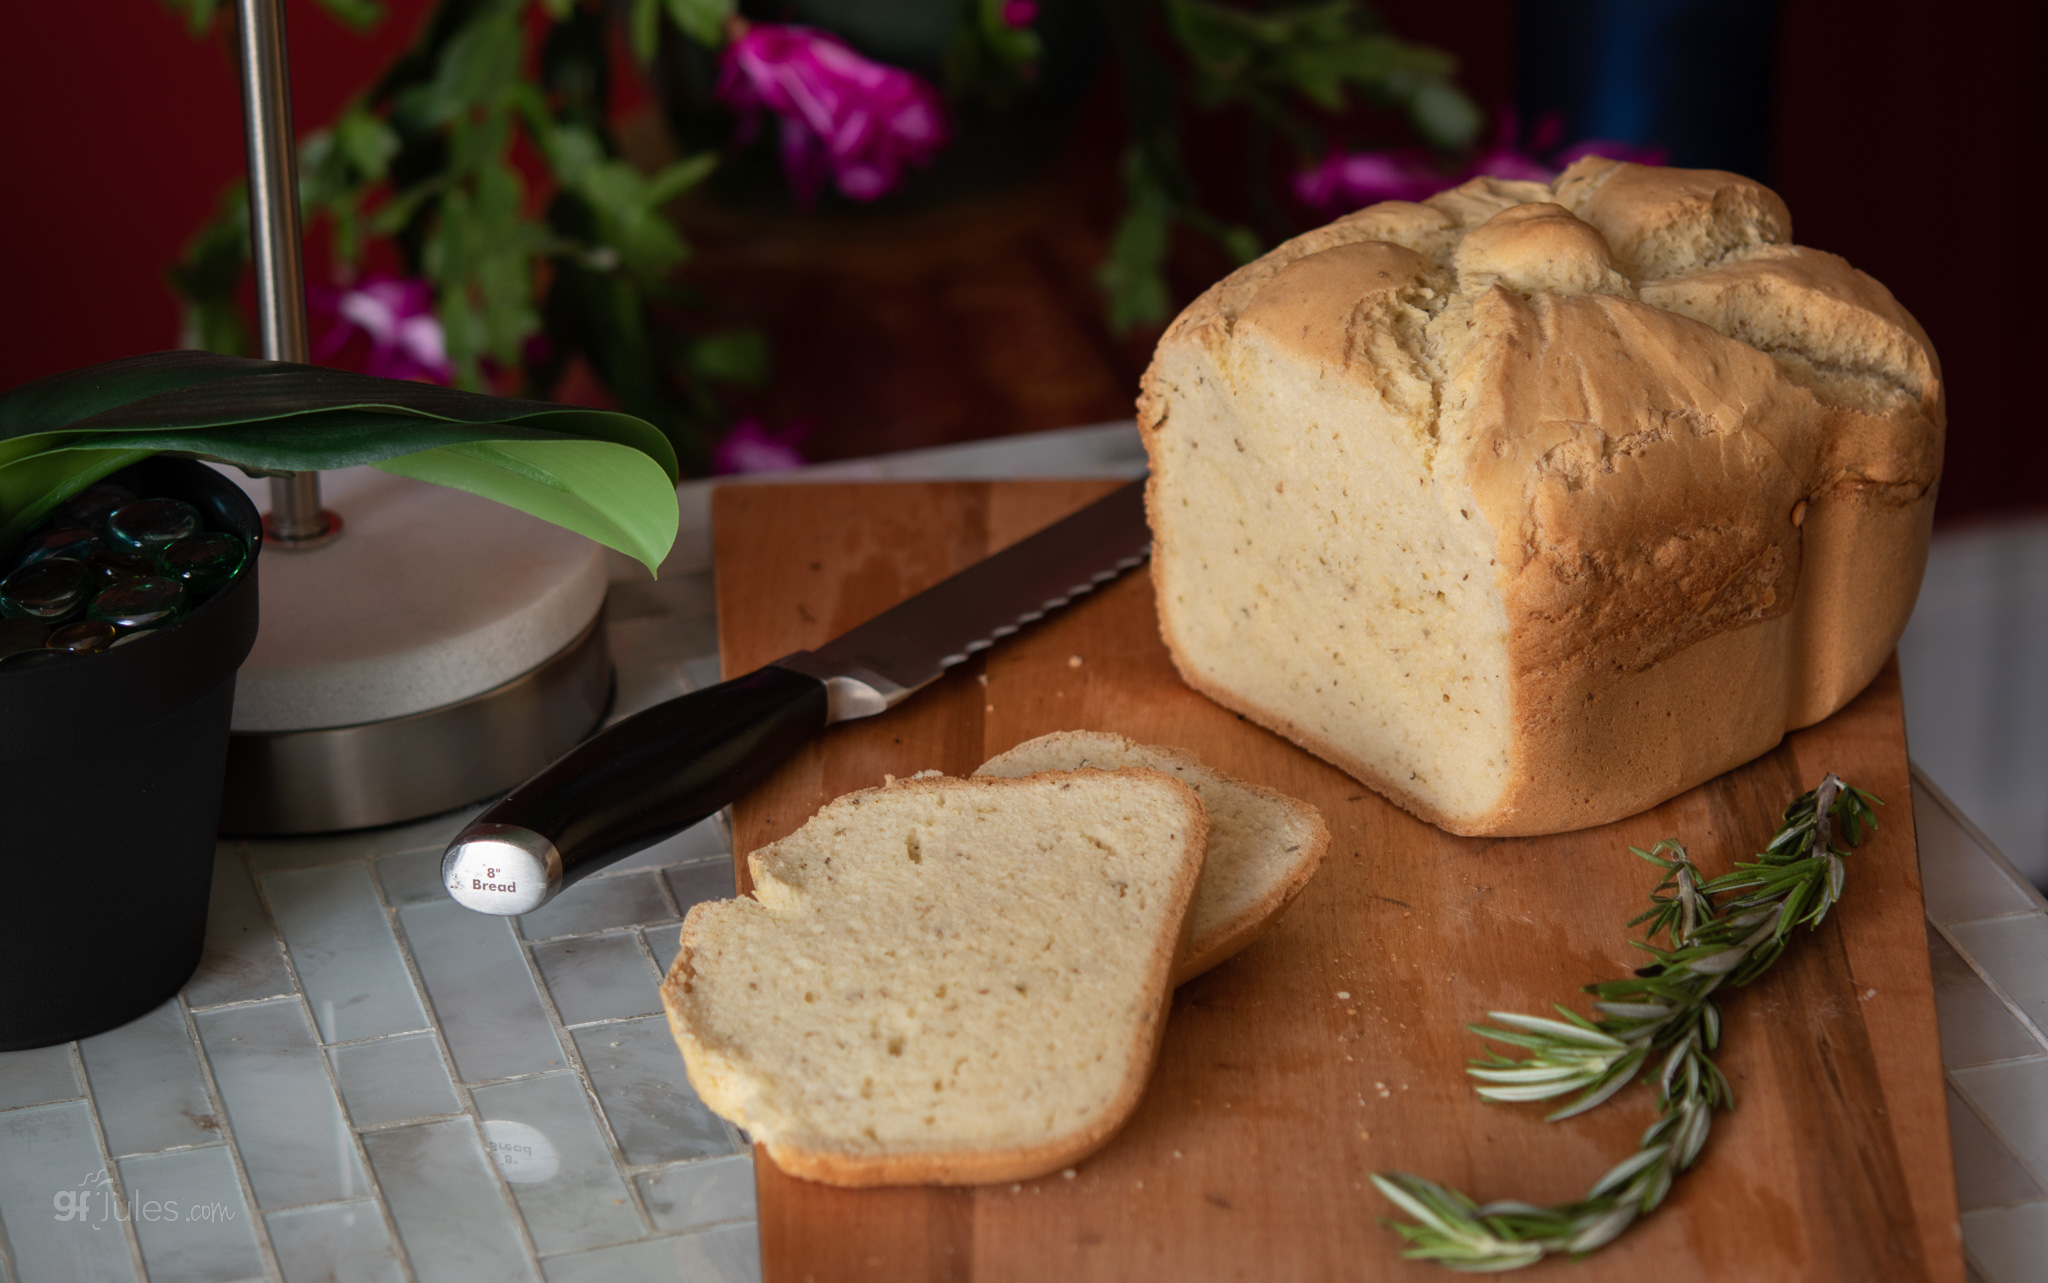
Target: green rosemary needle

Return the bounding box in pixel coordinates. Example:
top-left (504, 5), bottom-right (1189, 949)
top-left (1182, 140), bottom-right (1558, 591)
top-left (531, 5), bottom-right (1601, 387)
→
top-left (1372, 774), bottom-right (1882, 1272)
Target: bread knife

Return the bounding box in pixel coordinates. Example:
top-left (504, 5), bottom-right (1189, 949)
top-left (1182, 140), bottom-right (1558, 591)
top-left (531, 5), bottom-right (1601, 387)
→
top-left (441, 478), bottom-right (1151, 914)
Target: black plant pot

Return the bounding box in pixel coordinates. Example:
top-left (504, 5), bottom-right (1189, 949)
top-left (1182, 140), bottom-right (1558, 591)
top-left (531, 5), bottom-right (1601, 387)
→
top-left (0, 458), bottom-right (261, 1050)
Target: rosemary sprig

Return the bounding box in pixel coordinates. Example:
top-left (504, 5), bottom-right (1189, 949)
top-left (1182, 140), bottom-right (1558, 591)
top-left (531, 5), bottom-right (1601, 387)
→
top-left (1372, 774), bottom-right (1881, 1272)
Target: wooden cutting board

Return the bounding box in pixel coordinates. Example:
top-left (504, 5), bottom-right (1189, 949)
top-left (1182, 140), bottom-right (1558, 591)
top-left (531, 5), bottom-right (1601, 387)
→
top-left (712, 480), bottom-right (1961, 1283)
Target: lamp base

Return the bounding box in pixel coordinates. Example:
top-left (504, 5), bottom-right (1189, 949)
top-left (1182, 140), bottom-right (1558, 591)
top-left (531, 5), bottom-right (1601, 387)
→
top-left (217, 466), bottom-right (616, 834)
top-left (220, 614), bottom-right (609, 834)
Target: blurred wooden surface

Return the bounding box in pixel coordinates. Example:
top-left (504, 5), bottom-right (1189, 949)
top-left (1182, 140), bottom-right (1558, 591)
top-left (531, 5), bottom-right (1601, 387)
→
top-left (713, 480), bottom-right (1960, 1282)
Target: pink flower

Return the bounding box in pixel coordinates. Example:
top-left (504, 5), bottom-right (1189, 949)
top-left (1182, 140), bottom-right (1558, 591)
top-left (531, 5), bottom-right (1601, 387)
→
top-left (1294, 110), bottom-right (1668, 216)
top-left (716, 24), bottom-right (948, 205)
top-left (309, 274), bottom-right (451, 384)
top-left (712, 418), bottom-right (809, 475)
top-left (1291, 148), bottom-right (1446, 208)
top-left (1000, 1), bottom-right (1039, 26)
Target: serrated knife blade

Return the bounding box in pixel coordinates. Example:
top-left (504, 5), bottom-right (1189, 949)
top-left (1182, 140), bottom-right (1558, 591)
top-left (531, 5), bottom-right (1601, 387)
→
top-left (441, 479), bottom-right (1151, 914)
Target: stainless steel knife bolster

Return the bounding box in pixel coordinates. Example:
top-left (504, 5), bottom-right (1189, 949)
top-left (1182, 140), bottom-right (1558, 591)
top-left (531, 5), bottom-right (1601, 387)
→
top-left (440, 479), bottom-right (1151, 915)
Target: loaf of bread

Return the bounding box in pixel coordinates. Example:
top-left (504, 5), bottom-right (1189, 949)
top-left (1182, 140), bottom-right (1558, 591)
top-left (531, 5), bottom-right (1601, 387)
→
top-left (976, 731), bottom-right (1327, 984)
top-left (1138, 158), bottom-right (1942, 836)
top-left (659, 769), bottom-right (1208, 1186)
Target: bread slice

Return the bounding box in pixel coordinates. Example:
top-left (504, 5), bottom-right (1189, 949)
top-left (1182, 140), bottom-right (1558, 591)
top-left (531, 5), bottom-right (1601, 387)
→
top-left (976, 732), bottom-right (1327, 985)
top-left (659, 769), bottom-right (1208, 1187)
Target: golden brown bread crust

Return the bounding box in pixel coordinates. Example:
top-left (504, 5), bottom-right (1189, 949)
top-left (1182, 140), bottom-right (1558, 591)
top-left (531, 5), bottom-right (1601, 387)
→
top-left (658, 769), bottom-right (1209, 1186)
top-left (1137, 159), bottom-right (1942, 836)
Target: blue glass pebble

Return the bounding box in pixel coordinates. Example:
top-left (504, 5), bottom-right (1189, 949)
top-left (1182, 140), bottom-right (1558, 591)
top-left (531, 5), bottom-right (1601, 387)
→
top-left (156, 532), bottom-right (246, 595)
top-left (0, 647), bottom-right (79, 670)
top-left (48, 484), bottom-right (136, 532)
top-left (1, 558), bottom-right (90, 621)
top-left (13, 527), bottom-right (99, 570)
top-left (46, 620), bottom-right (116, 654)
top-left (106, 499), bottom-right (202, 555)
top-left (86, 550), bottom-right (153, 587)
top-left (88, 576), bottom-right (184, 629)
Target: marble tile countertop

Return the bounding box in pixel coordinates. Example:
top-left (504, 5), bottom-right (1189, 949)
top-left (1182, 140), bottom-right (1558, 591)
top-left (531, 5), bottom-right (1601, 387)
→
top-left (1, 424), bottom-right (2043, 1283)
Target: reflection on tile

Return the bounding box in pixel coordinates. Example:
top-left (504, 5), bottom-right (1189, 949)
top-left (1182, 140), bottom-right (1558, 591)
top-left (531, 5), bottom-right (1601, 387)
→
top-left (471, 1073), bottom-right (640, 1255)
top-left (400, 900), bottom-right (564, 1083)
top-left (119, 1145), bottom-right (263, 1283)
top-left (0, 1042), bottom-right (79, 1110)
top-left (1950, 1086), bottom-right (2043, 1211)
top-left (644, 927), bottom-right (682, 980)
top-left (376, 849), bottom-right (449, 908)
top-left (1964, 1202), bottom-right (2048, 1283)
top-left (1930, 925), bottom-right (2046, 1067)
top-left (329, 1034), bottom-right (460, 1128)
top-left (264, 864), bottom-right (428, 1044)
top-left (1953, 1057), bottom-right (2048, 1185)
top-left (663, 862), bottom-right (736, 917)
top-left (244, 806), bottom-right (486, 875)
top-left (603, 816), bottom-right (730, 875)
top-left (361, 1119), bottom-right (538, 1283)
top-left (185, 846), bottom-right (292, 1009)
top-left (266, 1201), bottom-right (404, 1283)
top-left (637, 1155), bottom-right (755, 1232)
top-left (79, 998), bottom-right (218, 1157)
top-left (1949, 917), bottom-right (2048, 1037)
top-left (1920, 782), bottom-right (2045, 926)
top-left (570, 1018), bottom-right (737, 1165)
top-left (196, 999), bottom-right (365, 1208)
top-left (534, 935), bottom-right (663, 1026)
top-left (518, 873), bottom-right (674, 941)
top-left (0, 1101), bottom-right (140, 1282)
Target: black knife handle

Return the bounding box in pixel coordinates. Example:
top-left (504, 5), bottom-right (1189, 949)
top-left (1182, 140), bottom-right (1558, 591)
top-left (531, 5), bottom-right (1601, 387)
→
top-left (440, 665), bottom-right (828, 914)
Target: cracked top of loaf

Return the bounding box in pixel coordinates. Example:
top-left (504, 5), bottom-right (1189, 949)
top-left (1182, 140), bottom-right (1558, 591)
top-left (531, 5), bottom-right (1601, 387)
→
top-left (1137, 158), bottom-right (1944, 836)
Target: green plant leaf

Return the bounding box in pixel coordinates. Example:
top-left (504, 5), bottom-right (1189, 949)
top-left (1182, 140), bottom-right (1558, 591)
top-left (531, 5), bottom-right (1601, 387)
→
top-left (314, 0), bottom-right (385, 33)
top-left (687, 330), bottom-right (768, 386)
top-left (159, 0), bottom-right (223, 35)
top-left (0, 352), bottom-right (682, 573)
top-left (0, 351), bottom-right (266, 438)
top-left (375, 438), bottom-right (678, 574)
top-left (629, 0), bottom-right (661, 61)
top-left (1098, 150), bottom-right (1175, 333)
top-left (0, 448), bottom-right (157, 553)
top-left (0, 356), bottom-right (678, 481)
top-left (1410, 79), bottom-right (1483, 151)
top-left (662, 0), bottom-right (732, 47)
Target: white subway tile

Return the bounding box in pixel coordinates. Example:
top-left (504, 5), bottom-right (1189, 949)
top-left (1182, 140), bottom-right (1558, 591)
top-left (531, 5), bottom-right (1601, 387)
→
top-left (79, 998), bottom-right (217, 1157)
top-left (361, 1119), bottom-right (539, 1283)
top-left (265, 1200), bottom-right (403, 1283)
top-left (533, 935), bottom-right (664, 1027)
top-left (117, 1145), bottom-right (263, 1283)
top-left (195, 1000), bottom-right (365, 1209)
top-left (264, 865), bottom-right (428, 1044)
top-left (399, 901), bottom-right (564, 1083)
top-left (471, 1072), bottom-right (640, 1255)
top-left (569, 1019), bottom-right (737, 1166)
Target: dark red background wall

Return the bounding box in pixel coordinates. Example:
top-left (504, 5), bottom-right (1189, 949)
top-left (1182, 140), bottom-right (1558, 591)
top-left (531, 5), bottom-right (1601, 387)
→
top-left (1, 0), bottom-right (437, 388)
top-left (4, 0), bottom-right (2040, 520)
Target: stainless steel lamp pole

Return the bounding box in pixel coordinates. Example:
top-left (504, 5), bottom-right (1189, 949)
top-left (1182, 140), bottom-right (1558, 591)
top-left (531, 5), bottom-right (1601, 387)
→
top-left (233, 0), bottom-right (331, 544)
top-left (214, 0), bottom-right (617, 836)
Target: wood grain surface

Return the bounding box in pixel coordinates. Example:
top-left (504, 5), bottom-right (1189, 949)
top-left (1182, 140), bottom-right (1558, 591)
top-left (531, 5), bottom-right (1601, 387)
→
top-left (711, 480), bottom-right (1961, 1283)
